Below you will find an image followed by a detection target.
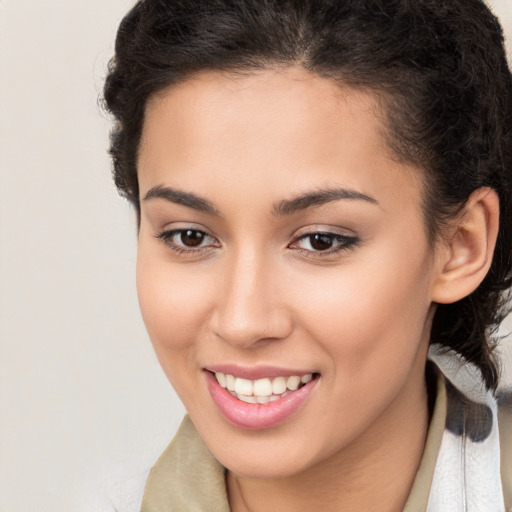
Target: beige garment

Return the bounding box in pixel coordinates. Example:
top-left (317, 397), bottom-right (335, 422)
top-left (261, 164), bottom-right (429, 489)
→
top-left (141, 370), bottom-right (447, 512)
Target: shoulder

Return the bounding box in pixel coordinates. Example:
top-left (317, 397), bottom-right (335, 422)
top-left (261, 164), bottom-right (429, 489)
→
top-left (102, 416), bottom-right (229, 512)
top-left (141, 415), bottom-right (230, 512)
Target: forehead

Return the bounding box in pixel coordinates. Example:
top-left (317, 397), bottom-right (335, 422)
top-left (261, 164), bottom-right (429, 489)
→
top-left (138, 66), bottom-right (424, 214)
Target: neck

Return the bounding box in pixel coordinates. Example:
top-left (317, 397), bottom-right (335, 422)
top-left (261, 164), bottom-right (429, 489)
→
top-left (227, 362), bottom-right (430, 512)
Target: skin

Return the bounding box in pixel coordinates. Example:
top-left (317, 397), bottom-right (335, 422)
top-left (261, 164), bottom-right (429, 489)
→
top-left (135, 66), bottom-right (496, 512)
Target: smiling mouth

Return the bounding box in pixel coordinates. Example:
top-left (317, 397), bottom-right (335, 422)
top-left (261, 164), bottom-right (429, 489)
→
top-left (204, 369), bottom-right (320, 429)
top-left (208, 371), bottom-right (319, 404)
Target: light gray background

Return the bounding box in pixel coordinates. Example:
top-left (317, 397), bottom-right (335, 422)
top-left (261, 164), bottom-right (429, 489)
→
top-left (1, 1), bottom-right (511, 510)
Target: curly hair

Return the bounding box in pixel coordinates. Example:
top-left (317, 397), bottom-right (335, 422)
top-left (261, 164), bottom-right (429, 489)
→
top-left (103, 0), bottom-right (512, 390)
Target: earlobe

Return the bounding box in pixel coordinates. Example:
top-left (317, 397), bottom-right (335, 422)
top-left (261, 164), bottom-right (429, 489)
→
top-left (432, 187), bottom-right (500, 304)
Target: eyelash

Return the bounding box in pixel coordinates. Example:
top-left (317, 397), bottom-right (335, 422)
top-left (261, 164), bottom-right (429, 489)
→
top-left (155, 229), bottom-right (219, 256)
top-left (290, 232), bottom-right (360, 257)
top-left (155, 229), bottom-right (360, 257)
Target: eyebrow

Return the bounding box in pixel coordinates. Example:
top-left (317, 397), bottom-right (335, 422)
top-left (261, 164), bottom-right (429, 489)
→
top-left (272, 188), bottom-right (378, 216)
top-left (143, 185), bottom-right (220, 215)
top-left (143, 184), bottom-right (378, 216)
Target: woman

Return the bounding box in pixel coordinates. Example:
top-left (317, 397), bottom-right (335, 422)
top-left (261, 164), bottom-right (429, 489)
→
top-left (103, 0), bottom-right (512, 510)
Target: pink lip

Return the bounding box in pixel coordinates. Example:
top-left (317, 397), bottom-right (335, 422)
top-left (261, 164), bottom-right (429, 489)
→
top-left (204, 370), bottom-right (319, 430)
top-left (205, 364), bottom-right (314, 380)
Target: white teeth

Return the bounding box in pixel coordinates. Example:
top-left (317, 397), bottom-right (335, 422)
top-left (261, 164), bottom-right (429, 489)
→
top-left (213, 371), bottom-right (315, 400)
top-left (237, 394), bottom-right (257, 403)
top-left (253, 378), bottom-right (272, 397)
top-left (272, 376), bottom-right (287, 395)
top-left (215, 372), bottom-right (226, 388)
top-left (235, 378), bottom-right (253, 396)
top-left (286, 375), bottom-right (301, 391)
top-left (226, 374), bottom-right (236, 391)
top-left (301, 374), bottom-right (312, 384)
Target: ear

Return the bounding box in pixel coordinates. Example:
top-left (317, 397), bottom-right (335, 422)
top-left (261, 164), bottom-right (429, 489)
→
top-left (432, 187), bottom-right (500, 304)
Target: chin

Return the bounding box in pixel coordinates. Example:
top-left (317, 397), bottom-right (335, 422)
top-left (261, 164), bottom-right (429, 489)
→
top-left (222, 451), bottom-right (316, 480)
top-left (195, 420), bottom-right (327, 480)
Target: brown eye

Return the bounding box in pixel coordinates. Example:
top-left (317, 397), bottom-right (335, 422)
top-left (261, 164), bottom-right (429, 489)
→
top-left (309, 234), bottom-right (334, 251)
top-left (180, 230), bottom-right (205, 247)
top-left (155, 228), bottom-right (219, 253)
top-left (290, 231), bottom-right (360, 255)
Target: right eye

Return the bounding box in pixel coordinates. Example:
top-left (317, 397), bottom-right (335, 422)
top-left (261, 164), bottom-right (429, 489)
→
top-left (155, 228), bottom-right (220, 255)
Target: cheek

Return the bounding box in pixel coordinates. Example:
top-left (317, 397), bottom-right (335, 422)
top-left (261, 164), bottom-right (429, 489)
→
top-left (135, 245), bottom-right (219, 402)
top-left (136, 242), bottom-right (214, 352)
top-left (283, 245), bottom-right (434, 450)
top-left (292, 240), bottom-right (433, 375)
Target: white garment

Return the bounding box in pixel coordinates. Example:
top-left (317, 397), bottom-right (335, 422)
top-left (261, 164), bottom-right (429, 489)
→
top-left (427, 348), bottom-right (506, 512)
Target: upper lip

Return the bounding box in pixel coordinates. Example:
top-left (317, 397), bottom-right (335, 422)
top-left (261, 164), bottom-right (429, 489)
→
top-left (204, 364), bottom-right (317, 380)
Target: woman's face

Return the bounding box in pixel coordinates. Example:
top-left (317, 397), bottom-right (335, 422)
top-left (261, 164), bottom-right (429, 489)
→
top-left (136, 67), bottom-right (439, 478)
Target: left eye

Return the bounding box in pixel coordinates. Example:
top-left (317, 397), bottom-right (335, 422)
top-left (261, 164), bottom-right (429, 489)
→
top-left (292, 232), bottom-right (358, 252)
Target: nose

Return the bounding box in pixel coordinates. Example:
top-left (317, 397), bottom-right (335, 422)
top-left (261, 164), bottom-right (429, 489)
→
top-left (210, 250), bottom-right (294, 349)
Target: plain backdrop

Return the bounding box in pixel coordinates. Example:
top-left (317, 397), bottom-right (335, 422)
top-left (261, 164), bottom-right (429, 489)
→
top-left (1, 1), bottom-right (511, 510)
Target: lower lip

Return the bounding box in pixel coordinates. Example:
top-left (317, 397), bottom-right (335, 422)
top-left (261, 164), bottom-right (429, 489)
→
top-left (204, 371), bottom-right (318, 430)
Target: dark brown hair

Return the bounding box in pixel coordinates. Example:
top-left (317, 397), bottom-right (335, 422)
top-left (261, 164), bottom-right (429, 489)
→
top-left (103, 0), bottom-right (512, 390)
